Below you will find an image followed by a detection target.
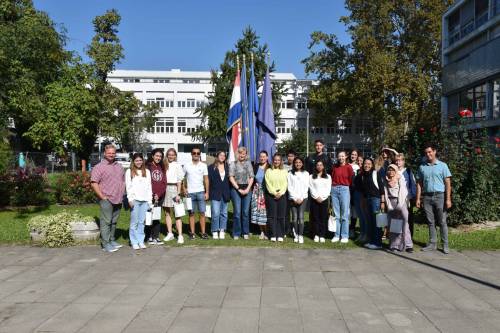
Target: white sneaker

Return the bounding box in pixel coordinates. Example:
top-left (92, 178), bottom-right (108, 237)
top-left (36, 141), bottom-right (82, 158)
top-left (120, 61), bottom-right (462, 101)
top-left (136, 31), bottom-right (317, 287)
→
top-left (164, 233), bottom-right (175, 242)
top-left (234, 236), bottom-right (239, 240)
top-left (132, 244), bottom-right (140, 250)
top-left (340, 238), bottom-right (349, 244)
top-left (331, 236), bottom-right (340, 243)
top-left (298, 236), bottom-right (304, 244)
top-left (243, 234), bottom-right (249, 240)
top-left (294, 236), bottom-right (298, 243)
top-left (277, 237), bottom-right (284, 242)
top-left (270, 237), bottom-right (277, 242)
top-left (319, 237), bottom-right (325, 243)
top-left (212, 232), bottom-right (219, 240)
top-left (219, 231), bottom-right (225, 240)
top-left (177, 235), bottom-right (184, 244)
top-left (313, 235), bottom-right (319, 243)
top-left (367, 244), bottom-right (382, 250)
top-left (139, 243), bottom-right (147, 249)
top-left (364, 243), bottom-right (372, 248)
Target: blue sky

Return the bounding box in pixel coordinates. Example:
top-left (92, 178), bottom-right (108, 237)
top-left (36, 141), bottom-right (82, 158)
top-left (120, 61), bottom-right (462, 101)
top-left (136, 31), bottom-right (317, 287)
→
top-left (34, 0), bottom-right (350, 78)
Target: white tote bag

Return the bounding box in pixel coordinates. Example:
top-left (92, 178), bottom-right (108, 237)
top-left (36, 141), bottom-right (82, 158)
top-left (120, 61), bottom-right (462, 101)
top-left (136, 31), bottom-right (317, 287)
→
top-left (328, 215), bottom-right (336, 232)
top-left (174, 202), bottom-right (186, 218)
top-left (184, 197), bottom-right (193, 211)
top-left (376, 213), bottom-right (388, 228)
top-left (152, 206), bottom-right (162, 220)
top-left (389, 218), bottom-right (403, 234)
top-left (145, 211), bottom-right (152, 226)
top-left (205, 204), bottom-right (211, 218)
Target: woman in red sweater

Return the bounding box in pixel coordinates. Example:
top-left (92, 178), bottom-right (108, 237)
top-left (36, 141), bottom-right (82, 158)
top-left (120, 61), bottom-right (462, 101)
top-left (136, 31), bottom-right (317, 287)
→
top-left (146, 148), bottom-right (167, 245)
top-left (331, 151), bottom-right (354, 243)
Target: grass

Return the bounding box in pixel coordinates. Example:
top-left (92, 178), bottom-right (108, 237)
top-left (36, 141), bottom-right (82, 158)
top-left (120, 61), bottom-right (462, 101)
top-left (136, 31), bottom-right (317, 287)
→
top-left (0, 204), bottom-right (499, 250)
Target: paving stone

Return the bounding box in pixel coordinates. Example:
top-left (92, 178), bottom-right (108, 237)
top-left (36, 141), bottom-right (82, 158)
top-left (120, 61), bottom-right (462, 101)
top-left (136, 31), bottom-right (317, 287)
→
top-left (342, 311), bottom-right (394, 332)
top-left (0, 266), bottom-right (30, 281)
top-left (123, 306), bottom-right (181, 333)
top-left (166, 270), bottom-right (201, 286)
top-left (0, 302), bottom-right (65, 332)
top-left (382, 309), bottom-right (440, 332)
top-left (330, 288), bottom-right (379, 314)
top-left (365, 286), bottom-right (415, 310)
top-left (295, 287), bottom-right (341, 315)
top-left (324, 271), bottom-right (361, 288)
top-left (222, 286), bottom-right (261, 308)
top-left (35, 302), bottom-right (106, 332)
top-left (355, 273), bottom-right (394, 288)
top-left (300, 308), bottom-right (349, 332)
top-left (1, 281), bottom-right (60, 303)
top-left (213, 308), bottom-right (259, 333)
top-left (262, 271), bottom-right (294, 287)
top-left (230, 270), bottom-right (261, 286)
top-left (196, 270), bottom-right (233, 286)
top-left (146, 285), bottom-right (192, 308)
top-left (37, 282), bottom-right (96, 304)
top-left (261, 287), bottom-right (298, 309)
top-left (263, 256), bottom-right (292, 271)
top-left (259, 307), bottom-right (302, 333)
top-left (113, 283), bottom-right (162, 306)
top-left (293, 271), bottom-right (328, 288)
top-left (167, 307), bottom-right (220, 333)
top-left (137, 267), bottom-right (174, 284)
top-left (184, 286), bottom-right (227, 308)
top-left (78, 302), bottom-right (143, 333)
top-left (236, 258), bottom-right (264, 271)
top-left (73, 283), bottom-right (128, 304)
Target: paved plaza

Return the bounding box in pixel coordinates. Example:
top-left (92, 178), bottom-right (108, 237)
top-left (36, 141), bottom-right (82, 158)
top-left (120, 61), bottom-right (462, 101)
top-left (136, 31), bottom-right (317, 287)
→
top-left (0, 246), bottom-right (499, 332)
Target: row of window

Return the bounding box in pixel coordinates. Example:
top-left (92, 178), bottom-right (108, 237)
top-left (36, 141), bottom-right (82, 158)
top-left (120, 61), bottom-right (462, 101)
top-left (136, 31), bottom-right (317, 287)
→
top-left (447, 0), bottom-right (497, 46)
top-left (275, 120), bottom-right (374, 135)
top-left (145, 98), bottom-right (206, 108)
top-left (148, 118), bottom-right (200, 134)
top-left (123, 78), bottom-right (205, 84)
top-left (447, 78), bottom-right (500, 123)
top-left (279, 101), bottom-right (307, 110)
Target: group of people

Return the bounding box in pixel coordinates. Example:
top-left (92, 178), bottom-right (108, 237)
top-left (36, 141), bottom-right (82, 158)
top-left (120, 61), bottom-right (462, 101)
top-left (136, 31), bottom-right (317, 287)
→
top-left (90, 139), bottom-right (452, 254)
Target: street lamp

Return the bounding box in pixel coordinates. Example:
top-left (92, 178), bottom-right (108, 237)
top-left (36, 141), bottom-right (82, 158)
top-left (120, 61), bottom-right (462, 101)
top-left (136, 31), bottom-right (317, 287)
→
top-left (305, 99), bottom-right (309, 157)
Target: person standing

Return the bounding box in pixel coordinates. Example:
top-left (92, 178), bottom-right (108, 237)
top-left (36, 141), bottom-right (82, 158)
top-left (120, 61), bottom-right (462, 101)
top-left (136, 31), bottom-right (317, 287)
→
top-left (287, 157), bottom-right (309, 243)
top-left (162, 148), bottom-right (184, 244)
top-left (349, 149), bottom-right (361, 238)
top-left (352, 162), bottom-right (368, 243)
top-left (416, 144), bottom-right (452, 254)
top-left (264, 154), bottom-right (288, 242)
top-left (125, 153), bottom-right (152, 250)
top-left (395, 153), bottom-right (417, 236)
top-left (309, 160), bottom-right (331, 243)
top-left (305, 139), bottom-right (333, 175)
top-left (229, 147), bottom-right (254, 240)
top-left (183, 147), bottom-right (209, 240)
top-left (331, 151), bottom-right (354, 244)
top-left (251, 151), bottom-right (270, 239)
top-left (361, 158), bottom-right (386, 250)
top-left (284, 150), bottom-right (296, 171)
top-left (384, 164), bottom-right (413, 252)
top-left (208, 151), bottom-right (230, 240)
top-left (283, 150), bottom-right (296, 235)
top-left (146, 148), bottom-right (166, 245)
top-left (90, 144), bottom-right (125, 253)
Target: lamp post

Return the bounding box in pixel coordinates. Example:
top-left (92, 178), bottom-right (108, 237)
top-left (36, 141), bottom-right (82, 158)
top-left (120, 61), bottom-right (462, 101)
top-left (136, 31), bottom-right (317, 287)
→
top-left (306, 99), bottom-right (309, 157)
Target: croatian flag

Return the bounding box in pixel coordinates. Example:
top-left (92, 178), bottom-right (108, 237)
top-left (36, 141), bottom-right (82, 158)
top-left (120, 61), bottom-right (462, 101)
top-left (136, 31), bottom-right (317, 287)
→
top-left (226, 71), bottom-right (242, 162)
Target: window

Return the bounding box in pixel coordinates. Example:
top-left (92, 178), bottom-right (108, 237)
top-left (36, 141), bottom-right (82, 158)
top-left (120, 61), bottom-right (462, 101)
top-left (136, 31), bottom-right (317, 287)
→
top-left (186, 99), bottom-right (196, 108)
top-left (311, 127), bottom-right (323, 134)
top-left (123, 78), bottom-right (140, 83)
top-left (344, 120), bottom-right (352, 134)
top-left (475, 0), bottom-right (489, 28)
top-left (286, 100), bottom-right (294, 109)
top-left (177, 101), bottom-right (186, 108)
top-left (276, 121), bottom-right (286, 134)
top-left (280, 101), bottom-right (286, 109)
top-left (178, 119), bottom-right (187, 133)
top-left (473, 84), bottom-right (487, 120)
top-left (447, 93), bottom-right (460, 123)
top-left (494, 80), bottom-right (500, 119)
top-left (182, 79), bottom-right (200, 84)
top-left (146, 98), bottom-right (172, 108)
top-left (196, 100), bottom-right (204, 108)
top-left (153, 79), bottom-right (170, 83)
top-left (459, 88), bottom-right (474, 117)
top-left (448, 10), bottom-right (460, 45)
top-left (297, 102), bottom-right (306, 109)
top-left (150, 117), bottom-right (174, 134)
top-left (326, 124), bottom-right (335, 134)
top-left (166, 100), bottom-right (174, 108)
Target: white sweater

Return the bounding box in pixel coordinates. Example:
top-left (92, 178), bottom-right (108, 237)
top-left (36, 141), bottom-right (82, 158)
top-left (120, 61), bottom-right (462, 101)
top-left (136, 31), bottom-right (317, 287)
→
top-left (287, 171), bottom-right (310, 201)
top-left (125, 169), bottom-right (153, 204)
top-left (309, 174), bottom-right (332, 202)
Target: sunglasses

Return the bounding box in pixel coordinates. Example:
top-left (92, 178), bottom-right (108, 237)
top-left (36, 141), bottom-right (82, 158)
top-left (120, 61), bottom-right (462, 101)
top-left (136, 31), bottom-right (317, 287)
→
top-left (192, 152), bottom-right (201, 156)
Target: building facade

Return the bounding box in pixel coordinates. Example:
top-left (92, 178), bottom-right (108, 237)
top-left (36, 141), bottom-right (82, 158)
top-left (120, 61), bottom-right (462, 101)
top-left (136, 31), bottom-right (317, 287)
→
top-left (108, 69), bottom-right (374, 157)
top-left (442, 0), bottom-right (500, 139)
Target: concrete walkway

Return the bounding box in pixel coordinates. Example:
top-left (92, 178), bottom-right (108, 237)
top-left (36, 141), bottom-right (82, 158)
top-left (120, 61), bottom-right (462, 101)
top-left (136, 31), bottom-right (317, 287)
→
top-left (0, 246), bottom-right (499, 333)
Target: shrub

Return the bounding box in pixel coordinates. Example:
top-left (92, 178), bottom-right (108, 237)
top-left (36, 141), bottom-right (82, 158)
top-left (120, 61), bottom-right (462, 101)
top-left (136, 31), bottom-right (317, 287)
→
top-left (27, 211), bottom-right (94, 247)
top-left (0, 167), bottom-right (51, 207)
top-left (54, 172), bottom-right (96, 205)
top-left (401, 121), bottom-right (500, 225)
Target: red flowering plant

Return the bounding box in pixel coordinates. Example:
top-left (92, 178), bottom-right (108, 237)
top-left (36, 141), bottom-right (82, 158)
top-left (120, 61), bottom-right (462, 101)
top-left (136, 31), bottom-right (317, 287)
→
top-left (54, 172), bottom-right (96, 205)
top-left (0, 165), bottom-right (51, 207)
top-left (401, 119), bottom-right (500, 225)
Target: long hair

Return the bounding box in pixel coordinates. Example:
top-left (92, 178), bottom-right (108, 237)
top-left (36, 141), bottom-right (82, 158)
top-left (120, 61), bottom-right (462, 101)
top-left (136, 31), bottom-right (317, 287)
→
top-left (335, 150), bottom-right (348, 167)
top-left (130, 153), bottom-right (146, 179)
top-left (271, 153), bottom-right (283, 169)
top-left (291, 156), bottom-right (305, 175)
top-left (349, 148), bottom-right (359, 163)
top-left (212, 151), bottom-right (227, 170)
top-left (147, 148), bottom-right (166, 172)
top-left (363, 157), bottom-right (375, 174)
top-left (312, 160), bottom-right (328, 179)
top-left (164, 148), bottom-right (177, 171)
top-left (258, 150), bottom-right (270, 171)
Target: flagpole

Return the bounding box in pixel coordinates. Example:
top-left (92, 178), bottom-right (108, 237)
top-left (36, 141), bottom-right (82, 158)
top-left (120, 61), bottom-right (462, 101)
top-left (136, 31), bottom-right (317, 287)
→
top-left (242, 54), bottom-right (250, 152)
top-left (250, 52), bottom-right (256, 161)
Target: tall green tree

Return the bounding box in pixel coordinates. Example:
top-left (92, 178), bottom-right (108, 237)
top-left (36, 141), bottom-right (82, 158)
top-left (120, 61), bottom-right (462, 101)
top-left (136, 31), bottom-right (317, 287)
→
top-left (303, 0), bottom-right (452, 146)
top-left (0, 0), bottom-right (68, 148)
top-left (191, 27), bottom-right (284, 144)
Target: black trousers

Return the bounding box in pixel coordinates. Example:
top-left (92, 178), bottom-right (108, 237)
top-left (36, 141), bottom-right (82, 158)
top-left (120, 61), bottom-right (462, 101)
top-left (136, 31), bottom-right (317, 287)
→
top-left (145, 196), bottom-right (163, 240)
top-left (265, 193), bottom-right (287, 238)
top-left (310, 198), bottom-right (328, 238)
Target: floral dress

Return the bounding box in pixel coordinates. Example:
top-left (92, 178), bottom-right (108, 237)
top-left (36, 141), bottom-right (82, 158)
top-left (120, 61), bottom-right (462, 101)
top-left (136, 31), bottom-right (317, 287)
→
top-left (251, 167), bottom-right (267, 225)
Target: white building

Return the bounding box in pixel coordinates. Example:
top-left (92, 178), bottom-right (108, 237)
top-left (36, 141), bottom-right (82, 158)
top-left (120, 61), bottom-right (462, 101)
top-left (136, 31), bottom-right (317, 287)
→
top-left (108, 69), bottom-right (374, 157)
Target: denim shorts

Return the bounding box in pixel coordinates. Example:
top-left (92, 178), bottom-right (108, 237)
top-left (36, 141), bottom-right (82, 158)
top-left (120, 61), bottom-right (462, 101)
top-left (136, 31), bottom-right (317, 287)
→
top-left (189, 191), bottom-right (206, 214)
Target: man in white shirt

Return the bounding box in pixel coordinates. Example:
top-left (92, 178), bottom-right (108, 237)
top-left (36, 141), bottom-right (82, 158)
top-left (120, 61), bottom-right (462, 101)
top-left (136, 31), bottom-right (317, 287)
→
top-left (183, 147), bottom-right (209, 240)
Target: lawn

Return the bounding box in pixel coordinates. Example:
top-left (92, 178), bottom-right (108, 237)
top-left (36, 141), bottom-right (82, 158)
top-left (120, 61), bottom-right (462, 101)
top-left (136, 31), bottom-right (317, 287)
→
top-left (0, 204), bottom-right (499, 250)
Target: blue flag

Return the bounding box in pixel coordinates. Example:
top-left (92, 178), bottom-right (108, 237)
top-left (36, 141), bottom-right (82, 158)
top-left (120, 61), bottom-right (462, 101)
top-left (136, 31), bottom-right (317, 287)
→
top-left (248, 60), bottom-right (259, 162)
top-left (256, 68), bottom-right (276, 163)
top-left (240, 60), bottom-right (249, 153)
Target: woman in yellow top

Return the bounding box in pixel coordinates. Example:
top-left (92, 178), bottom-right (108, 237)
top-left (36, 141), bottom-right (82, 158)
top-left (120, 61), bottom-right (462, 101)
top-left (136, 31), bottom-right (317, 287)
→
top-left (264, 153), bottom-right (289, 242)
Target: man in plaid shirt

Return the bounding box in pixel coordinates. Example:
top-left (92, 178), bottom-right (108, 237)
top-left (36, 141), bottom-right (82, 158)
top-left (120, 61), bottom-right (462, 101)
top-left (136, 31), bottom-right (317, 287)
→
top-left (91, 144), bottom-right (125, 252)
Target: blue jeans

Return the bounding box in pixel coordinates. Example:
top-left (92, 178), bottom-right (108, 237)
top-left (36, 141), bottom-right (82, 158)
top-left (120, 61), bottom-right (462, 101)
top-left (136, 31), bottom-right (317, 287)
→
top-left (331, 185), bottom-right (350, 239)
top-left (130, 200), bottom-right (148, 246)
top-left (366, 196), bottom-right (382, 246)
top-left (231, 188), bottom-right (251, 237)
top-left (211, 200), bottom-right (228, 232)
top-left (353, 190), bottom-right (367, 237)
top-left (189, 191), bottom-right (206, 214)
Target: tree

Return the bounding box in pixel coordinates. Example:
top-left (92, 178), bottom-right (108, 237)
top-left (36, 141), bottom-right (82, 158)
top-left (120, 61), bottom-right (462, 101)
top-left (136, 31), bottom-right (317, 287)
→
top-left (191, 27), bottom-right (284, 144)
top-left (277, 129), bottom-right (313, 156)
top-left (302, 0), bottom-right (453, 146)
top-left (0, 0), bottom-right (68, 149)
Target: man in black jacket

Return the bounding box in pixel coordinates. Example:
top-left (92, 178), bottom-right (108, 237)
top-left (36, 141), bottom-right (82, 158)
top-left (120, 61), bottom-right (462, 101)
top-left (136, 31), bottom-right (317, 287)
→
top-left (305, 139), bottom-right (333, 175)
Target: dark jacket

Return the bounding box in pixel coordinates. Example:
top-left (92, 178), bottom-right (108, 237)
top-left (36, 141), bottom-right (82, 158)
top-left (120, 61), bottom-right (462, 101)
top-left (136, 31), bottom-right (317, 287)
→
top-left (361, 170), bottom-right (385, 198)
top-left (208, 163), bottom-right (230, 202)
top-left (306, 153), bottom-right (333, 175)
